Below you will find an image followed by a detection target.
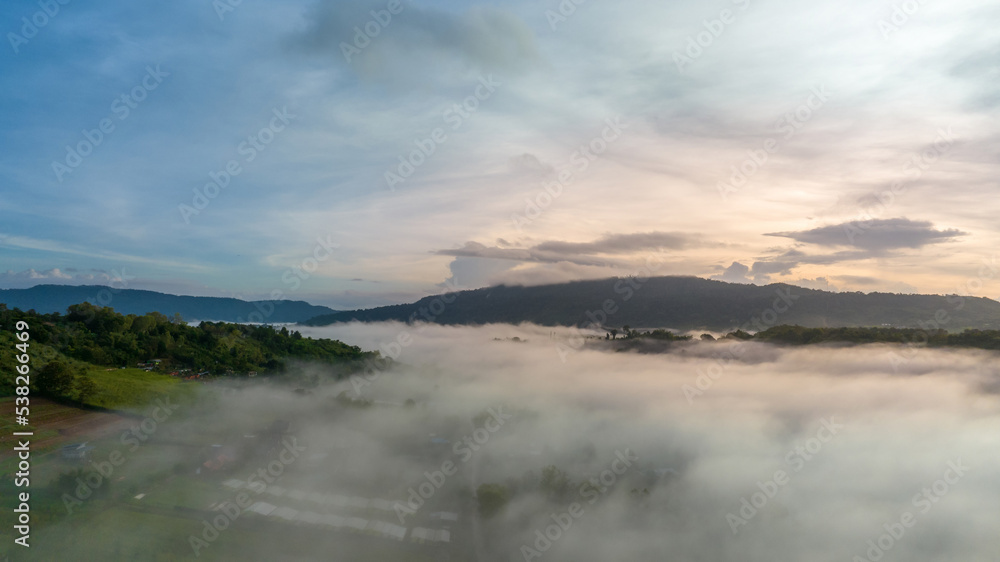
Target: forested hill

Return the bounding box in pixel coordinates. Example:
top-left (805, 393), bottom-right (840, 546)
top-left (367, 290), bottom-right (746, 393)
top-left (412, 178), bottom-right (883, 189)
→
top-left (0, 284), bottom-right (335, 323)
top-left (0, 302), bottom-right (372, 380)
top-left (302, 276), bottom-right (1000, 332)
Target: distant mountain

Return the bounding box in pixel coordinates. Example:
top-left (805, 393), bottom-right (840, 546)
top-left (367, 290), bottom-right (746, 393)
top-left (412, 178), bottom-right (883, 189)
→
top-left (0, 285), bottom-right (336, 323)
top-left (302, 276), bottom-right (1000, 332)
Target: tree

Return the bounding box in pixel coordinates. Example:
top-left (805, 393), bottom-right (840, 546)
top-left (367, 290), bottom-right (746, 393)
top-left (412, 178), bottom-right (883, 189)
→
top-left (35, 361), bottom-right (77, 399)
top-left (540, 465), bottom-right (572, 501)
top-left (75, 376), bottom-right (98, 404)
top-left (609, 329), bottom-right (618, 340)
top-left (476, 483), bottom-right (510, 518)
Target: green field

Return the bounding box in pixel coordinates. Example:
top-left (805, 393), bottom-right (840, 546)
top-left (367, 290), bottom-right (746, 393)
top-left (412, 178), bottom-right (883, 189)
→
top-left (76, 367), bottom-right (197, 411)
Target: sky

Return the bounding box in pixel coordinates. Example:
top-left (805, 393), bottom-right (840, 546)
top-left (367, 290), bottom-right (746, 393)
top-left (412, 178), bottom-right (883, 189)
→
top-left (1, 0), bottom-right (998, 309)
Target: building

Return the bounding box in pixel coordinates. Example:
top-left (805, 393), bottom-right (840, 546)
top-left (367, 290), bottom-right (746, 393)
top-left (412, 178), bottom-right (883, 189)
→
top-left (430, 511), bottom-right (459, 523)
top-left (410, 527), bottom-right (451, 544)
top-left (61, 442), bottom-right (94, 461)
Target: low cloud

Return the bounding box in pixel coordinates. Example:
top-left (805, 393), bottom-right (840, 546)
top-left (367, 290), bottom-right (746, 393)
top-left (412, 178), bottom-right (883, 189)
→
top-left (437, 232), bottom-right (703, 269)
top-left (290, 322), bottom-right (1000, 562)
top-left (534, 232), bottom-right (697, 255)
top-left (711, 262), bottom-right (752, 284)
top-left (0, 268), bottom-right (109, 288)
top-left (767, 218), bottom-right (966, 253)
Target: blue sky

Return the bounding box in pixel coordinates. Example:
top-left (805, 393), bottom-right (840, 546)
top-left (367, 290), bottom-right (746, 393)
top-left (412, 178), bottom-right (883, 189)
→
top-left (1, 0), bottom-right (998, 308)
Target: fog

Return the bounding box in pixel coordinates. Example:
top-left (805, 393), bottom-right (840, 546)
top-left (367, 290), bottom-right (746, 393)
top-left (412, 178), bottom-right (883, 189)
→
top-left (282, 322), bottom-right (999, 561)
top-left (32, 322), bottom-right (999, 561)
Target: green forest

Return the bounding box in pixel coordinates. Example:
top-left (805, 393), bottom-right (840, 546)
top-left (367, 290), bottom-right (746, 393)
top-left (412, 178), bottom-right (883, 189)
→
top-left (0, 302), bottom-right (375, 404)
top-left (747, 324), bottom-right (1000, 349)
top-left (612, 324), bottom-right (1000, 350)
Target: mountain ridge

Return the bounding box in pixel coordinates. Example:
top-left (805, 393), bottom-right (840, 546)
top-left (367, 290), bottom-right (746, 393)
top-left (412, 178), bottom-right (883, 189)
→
top-left (301, 276), bottom-right (1000, 332)
top-left (0, 284), bottom-right (336, 323)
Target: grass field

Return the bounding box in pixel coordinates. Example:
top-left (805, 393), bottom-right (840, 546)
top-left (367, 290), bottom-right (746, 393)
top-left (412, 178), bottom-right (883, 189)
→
top-left (78, 367), bottom-right (197, 411)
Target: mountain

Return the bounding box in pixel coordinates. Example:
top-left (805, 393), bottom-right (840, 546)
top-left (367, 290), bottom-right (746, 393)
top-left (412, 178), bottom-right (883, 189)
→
top-left (0, 285), bottom-right (336, 323)
top-left (302, 276), bottom-right (1000, 332)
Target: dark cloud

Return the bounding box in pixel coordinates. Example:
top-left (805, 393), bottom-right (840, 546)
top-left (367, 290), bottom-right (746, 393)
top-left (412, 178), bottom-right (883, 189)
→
top-left (436, 232), bottom-right (702, 268)
top-left (767, 218), bottom-right (966, 252)
top-left (534, 232), bottom-right (696, 255)
top-left (714, 246), bottom-right (902, 286)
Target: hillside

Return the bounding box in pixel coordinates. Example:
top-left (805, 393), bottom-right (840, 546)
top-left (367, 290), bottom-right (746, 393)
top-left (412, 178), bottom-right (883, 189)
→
top-left (0, 284), bottom-right (335, 323)
top-left (0, 302), bottom-right (375, 402)
top-left (302, 276), bottom-right (1000, 332)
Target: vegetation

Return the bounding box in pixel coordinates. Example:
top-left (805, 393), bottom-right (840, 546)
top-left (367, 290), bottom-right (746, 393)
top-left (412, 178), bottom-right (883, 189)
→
top-left (0, 302), bottom-right (375, 403)
top-left (618, 327), bottom-right (692, 341)
top-left (738, 325), bottom-right (1000, 350)
top-left (476, 483), bottom-right (510, 518)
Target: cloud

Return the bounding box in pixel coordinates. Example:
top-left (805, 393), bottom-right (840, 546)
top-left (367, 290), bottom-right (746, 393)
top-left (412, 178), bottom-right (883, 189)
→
top-left (507, 153), bottom-right (555, 176)
top-left (788, 277), bottom-right (839, 292)
top-left (295, 1), bottom-right (540, 81)
top-left (831, 275), bottom-right (882, 286)
top-left (443, 256), bottom-right (520, 289)
top-left (282, 322), bottom-right (1000, 562)
top-left (534, 232), bottom-right (697, 255)
top-left (2, 268), bottom-right (74, 281)
top-left (767, 218), bottom-right (966, 253)
top-left (711, 262), bottom-right (752, 284)
top-left (434, 232), bottom-right (705, 288)
top-left (0, 268), bottom-right (114, 289)
top-left (437, 232), bottom-right (702, 270)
